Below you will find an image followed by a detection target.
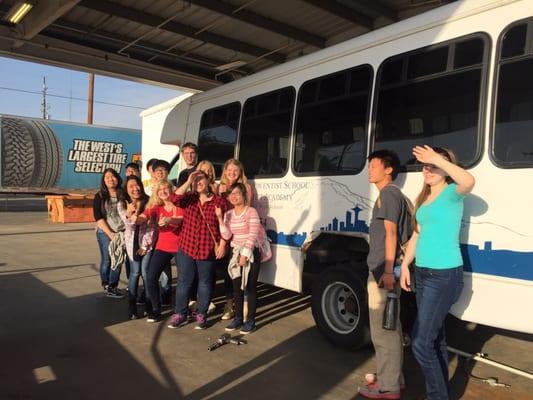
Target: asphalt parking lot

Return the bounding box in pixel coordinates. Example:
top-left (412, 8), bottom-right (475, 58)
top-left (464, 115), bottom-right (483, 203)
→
top-left (1, 210), bottom-right (532, 400)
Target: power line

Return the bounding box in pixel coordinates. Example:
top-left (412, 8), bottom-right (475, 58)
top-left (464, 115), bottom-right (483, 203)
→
top-left (0, 85), bottom-right (147, 110)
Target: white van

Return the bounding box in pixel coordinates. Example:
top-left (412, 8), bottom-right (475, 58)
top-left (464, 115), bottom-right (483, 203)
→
top-left (142, 0), bottom-right (533, 349)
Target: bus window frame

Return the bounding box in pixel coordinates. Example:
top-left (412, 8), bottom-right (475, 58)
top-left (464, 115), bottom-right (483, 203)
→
top-left (197, 101), bottom-right (242, 172)
top-left (236, 86), bottom-right (296, 180)
top-left (490, 18), bottom-right (533, 169)
top-left (370, 32), bottom-right (491, 172)
top-left (291, 63), bottom-right (374, 178)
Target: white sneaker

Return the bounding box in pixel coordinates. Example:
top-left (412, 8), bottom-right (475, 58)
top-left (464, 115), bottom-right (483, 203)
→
top-left (207, 302), bottom-right (216, 315)
top-left (188, 300), bottom-right (197, 311)
top-left (221, 301), bottom-right (234, 320)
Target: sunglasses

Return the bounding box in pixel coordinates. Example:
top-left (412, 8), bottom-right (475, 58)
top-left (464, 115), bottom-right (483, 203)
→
top-left (422, 163), bottom-right (438, 170)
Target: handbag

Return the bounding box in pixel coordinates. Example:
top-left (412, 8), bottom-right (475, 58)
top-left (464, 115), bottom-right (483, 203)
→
top-left (258, 224), bottom-right (272, 263)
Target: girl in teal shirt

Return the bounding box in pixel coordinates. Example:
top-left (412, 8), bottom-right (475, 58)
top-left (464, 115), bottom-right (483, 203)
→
top-left (400, 146), bottom-right (475, 400)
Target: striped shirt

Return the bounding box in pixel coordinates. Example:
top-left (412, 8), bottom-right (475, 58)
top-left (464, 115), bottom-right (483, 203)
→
top-left (220, 206), bottom-right (265, 259)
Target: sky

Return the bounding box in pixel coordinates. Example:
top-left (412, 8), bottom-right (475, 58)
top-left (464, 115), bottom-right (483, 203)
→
top-left (0, 56), bottom-right (186, 130)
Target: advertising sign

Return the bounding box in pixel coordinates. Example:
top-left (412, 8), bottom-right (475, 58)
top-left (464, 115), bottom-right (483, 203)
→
top-left (0, 115), bottom-right (141, 189)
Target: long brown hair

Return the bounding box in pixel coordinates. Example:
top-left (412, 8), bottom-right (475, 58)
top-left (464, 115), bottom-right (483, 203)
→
top-left (412, 147), bottom-right (457, 232)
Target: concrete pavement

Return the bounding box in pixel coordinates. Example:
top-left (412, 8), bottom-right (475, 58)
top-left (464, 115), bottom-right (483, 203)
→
top-left (0, 212), bottom-right (531, 399)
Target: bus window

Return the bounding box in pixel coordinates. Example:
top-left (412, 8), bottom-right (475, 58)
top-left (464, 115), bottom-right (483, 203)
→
top-left (239, 87), bottom-right (295, 178)
top-left (373, 34), bottom-right (488, 169)
top-left (198, 102), bottom-right (240, 178)
top-left (493, 20), bottom-right (533, 167)
top-left (293, 65), bottom-right (372, 175)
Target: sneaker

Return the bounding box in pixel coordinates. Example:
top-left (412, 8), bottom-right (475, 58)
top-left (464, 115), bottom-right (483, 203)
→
top-left (167, 313), bottom-right (187, 329)
top-left (193, 312), bottom-right (207, 330)
top-left (240, 320), bottom-right (256, 335)
top-left (146, 314), bottom-right (161, 323)
top-left (358, 384), bottom-right (400, 399)
top-left (188, 300), bottom-right (197, 311)
top-left (364, 374), bottom-right (405, 391)
top-left (225, 318), bottom-right (243, 332)
top-left (106, 287), bottom-right (125, 299)
top-left (221, 301), bottom-right (234, 320)
top-left (207, 302), bottom-right (216, 315)
top-left (129, 314), bottom-right (138, 320)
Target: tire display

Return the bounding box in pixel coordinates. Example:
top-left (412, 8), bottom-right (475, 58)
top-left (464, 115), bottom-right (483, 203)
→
top-left (311, 265), bottom-right (370, 350)
top-left (1, 117), bottom-right (63, 188)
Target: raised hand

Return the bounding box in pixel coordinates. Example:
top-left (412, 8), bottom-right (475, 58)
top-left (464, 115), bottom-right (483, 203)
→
top-left (412, 145), bottom-right (442, 165)
top-left (126, 201), bottom-right (137, 217)
top-left (158, 215), bottom-right (170, 227)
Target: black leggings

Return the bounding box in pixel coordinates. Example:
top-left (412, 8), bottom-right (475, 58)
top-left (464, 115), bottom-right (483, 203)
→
top-left (147, 249), bottom-right (175, 316)
top-left (233, 248), bottom-right (261, 322)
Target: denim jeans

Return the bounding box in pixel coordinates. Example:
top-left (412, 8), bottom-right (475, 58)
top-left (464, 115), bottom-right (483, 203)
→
top-left (96, 229), bottom-right (121, 288)
top-left (128, 252), bottom-right (153, 302)
top-left (412, 266), bottom-right (463, 400)
top-left (175, 250), bottom-right (215, 316)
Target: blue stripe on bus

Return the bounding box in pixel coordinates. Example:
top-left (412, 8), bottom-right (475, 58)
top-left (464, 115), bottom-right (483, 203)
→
top-left (461, 242), bottom-right (533, 281)
top-left (267, 229), bottom-right (533, 281)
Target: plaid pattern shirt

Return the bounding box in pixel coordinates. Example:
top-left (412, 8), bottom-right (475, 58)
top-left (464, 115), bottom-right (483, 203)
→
top-left (174, 193), bottom-right (229, 260)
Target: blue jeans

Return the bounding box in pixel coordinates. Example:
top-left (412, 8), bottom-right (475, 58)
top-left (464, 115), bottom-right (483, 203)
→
top-left (412, 266), bottom-right (463, 400)
top-left (175, 250), bottom-right (215, 316)
top-left (128, 252), bottom-right (153, 302)
top-left (96, 229), bottom-right (121, 288)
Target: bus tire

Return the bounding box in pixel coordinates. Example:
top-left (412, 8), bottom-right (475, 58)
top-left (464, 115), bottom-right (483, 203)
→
top-left (311, 265), bottom-right (370, 350)
top-left (1, 117), bottom-right (35, 187)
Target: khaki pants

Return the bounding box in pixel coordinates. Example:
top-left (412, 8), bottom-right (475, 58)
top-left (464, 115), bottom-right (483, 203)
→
top-left (367, 273), bottom-right (404, 392)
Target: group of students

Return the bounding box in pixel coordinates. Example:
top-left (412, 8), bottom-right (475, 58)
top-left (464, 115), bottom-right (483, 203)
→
top-left (94, 141), bottom-right (473, 398)
top-left (362, 146), bottom-right (475, 400)
top-left (93, 143), bottom-right (264, 334)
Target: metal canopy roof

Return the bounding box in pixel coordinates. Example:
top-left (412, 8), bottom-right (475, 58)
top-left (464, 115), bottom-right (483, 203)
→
top-left (0, 0), bottom-right (453, 91)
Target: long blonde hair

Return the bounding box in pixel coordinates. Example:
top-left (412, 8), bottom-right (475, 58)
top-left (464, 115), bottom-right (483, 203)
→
top-left (412, 147), bottom-right (457, 232)
top-left (220, 158), bottom-right (248, 186)
top-left (147, 180), bottom-right (174, 208)
top-left (196, 160), bottom-right (216, 184)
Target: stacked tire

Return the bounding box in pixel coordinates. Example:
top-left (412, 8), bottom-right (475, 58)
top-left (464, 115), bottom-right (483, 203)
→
top-left (1, 117), bottom-right (63, 188)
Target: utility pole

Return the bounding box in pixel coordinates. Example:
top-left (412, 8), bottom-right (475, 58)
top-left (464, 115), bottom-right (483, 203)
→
top-left (41, 76), bottom-right (50, 119)
top-left (87, 72), bottom-right (94, 124)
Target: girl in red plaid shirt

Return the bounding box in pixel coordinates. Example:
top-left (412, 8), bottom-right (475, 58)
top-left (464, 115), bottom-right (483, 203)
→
top-left (168, 171), bottom-right (229, 330)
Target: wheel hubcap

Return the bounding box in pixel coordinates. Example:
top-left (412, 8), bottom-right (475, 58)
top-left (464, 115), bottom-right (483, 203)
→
top-left (321, 281), bottom-right (360, 334)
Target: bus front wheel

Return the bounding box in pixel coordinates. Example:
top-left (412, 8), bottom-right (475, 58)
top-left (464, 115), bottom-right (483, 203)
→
top-left (311, 266), bottom-right (370, 350)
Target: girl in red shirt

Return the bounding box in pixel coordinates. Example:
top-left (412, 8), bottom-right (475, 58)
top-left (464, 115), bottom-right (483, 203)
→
top-left (133, 180), bottom-right (183, 322)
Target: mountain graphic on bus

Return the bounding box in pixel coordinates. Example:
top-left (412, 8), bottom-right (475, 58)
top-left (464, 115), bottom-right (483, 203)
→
top-left (266, 207), bottom-right (533, 282)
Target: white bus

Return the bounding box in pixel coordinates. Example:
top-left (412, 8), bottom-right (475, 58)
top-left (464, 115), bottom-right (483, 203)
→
top-left (142, 0), bottom-right (533, 349)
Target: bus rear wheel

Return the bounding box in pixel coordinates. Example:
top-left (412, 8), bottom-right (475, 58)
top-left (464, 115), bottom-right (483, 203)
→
top-left (311, 265), bottom-right (370, 350)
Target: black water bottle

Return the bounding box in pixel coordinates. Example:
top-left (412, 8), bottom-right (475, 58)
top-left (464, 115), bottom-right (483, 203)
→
top-left (382, 291), bottom-right (398, 331)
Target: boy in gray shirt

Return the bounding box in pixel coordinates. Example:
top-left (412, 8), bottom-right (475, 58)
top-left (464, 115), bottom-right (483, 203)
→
top-left (359, 150), bottom-right (409, 400)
